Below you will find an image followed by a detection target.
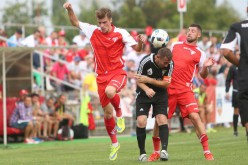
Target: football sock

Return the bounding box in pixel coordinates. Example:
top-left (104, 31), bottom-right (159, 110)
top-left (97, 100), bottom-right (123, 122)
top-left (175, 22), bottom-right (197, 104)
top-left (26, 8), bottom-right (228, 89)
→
top-left (110, 94), bottom-right (122, 117)
top-left (233, 114), bottom-right (239, 132)
top-left (136, 127), bottom-right (146, 155)
top-left (104, 117), bottom-right (117, 143)
top-left (159, 124), bottom-right (169, 151)
top-left (152, 136), bottom-right (161, 153)
top-left (199, 134), bottom-right (210, 153)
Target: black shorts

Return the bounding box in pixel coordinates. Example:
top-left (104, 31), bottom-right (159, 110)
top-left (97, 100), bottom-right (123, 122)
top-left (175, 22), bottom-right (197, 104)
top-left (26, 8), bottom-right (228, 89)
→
top-left (238, 90), bottom-right (248, 126)
top-left (232, 91), bottom-right (239, 108)
top-left (136, 94), bottom-right (168, 118)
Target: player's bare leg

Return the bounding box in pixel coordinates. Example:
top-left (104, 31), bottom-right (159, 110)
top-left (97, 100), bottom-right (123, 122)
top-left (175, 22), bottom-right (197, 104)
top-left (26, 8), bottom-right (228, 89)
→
top-left (189, 112), bottom-right (214, 160)
top-left (105, 86), bottom-right (125, 133)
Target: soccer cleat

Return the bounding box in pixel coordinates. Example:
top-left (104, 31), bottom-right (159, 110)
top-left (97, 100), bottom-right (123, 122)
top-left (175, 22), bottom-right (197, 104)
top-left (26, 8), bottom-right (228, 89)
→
top-left (204, 152), bottom-right (214, 160)
top-left (116, 117), bottom-right (125, 133)
top-left (206, 128), bottom-right (217, 133)
top-left (233, 131), bottom-right (238, 136)
top-left (160, 150), bottom-right (169, 161)
top-left (148, 152), bottom-right (160, 162)
top-left (109, 143), bottom-right (120, 161)
top-left (138, 154), bottom-right (148, 162)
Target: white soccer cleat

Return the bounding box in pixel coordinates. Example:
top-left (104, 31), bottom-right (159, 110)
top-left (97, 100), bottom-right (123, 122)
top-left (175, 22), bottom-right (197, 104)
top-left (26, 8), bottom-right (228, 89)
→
top-left (160, 150), bottom-right (169, 161)
top-left (138, 154), bottom-right (148, 162)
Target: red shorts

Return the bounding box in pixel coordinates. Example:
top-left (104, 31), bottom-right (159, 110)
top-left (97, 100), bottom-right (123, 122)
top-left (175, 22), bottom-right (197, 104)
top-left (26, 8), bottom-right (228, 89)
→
top-left (96, 69), bottom-right (127, 107)
top-left (168, 90), bottom-right (199, 119)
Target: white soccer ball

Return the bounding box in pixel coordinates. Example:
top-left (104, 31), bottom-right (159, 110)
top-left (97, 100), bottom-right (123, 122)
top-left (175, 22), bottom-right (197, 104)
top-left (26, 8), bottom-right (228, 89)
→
top-left (150, 29), bottom-right (169, 48)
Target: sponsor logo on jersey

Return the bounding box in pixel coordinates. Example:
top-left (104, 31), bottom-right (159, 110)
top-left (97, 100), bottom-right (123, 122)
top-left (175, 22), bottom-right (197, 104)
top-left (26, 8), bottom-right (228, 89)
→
top-left (140, 108), bottom-right (144, 112)
top-left (241, 23), bottom-right (248, 28)
top-left (147, 68), bottom-right (153, 75)
top-left (183, 47), bottom-right (196, 55)
top-left (112, 37), bottom-right (118, 42)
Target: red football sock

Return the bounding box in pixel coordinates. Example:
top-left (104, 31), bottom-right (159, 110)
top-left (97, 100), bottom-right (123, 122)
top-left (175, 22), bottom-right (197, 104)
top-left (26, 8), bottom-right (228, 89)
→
top-left (152, 136), bottom-right (161, 153)
top-left (110, 94), bottom-right (122, 117)
top-left (104, 117), bottom-right (117, 143)
top-left (199, 134), bottom-right (210, 152)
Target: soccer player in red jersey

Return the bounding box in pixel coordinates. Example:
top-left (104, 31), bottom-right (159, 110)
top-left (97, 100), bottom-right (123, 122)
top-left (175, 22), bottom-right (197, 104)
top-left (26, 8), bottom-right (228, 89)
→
top-left (149, 24), bottom-right (215, 161)
top-left (63, 2), bottom-right (146, 160)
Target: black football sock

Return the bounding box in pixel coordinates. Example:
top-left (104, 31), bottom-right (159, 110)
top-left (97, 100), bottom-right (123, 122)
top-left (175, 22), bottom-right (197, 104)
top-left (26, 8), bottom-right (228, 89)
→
top-left (159, 124), bottom-right (169, 151)
top-left (179, 116), bottom-right (185, 131)
top-left (233, 114), bottom-right (239, 132)
top-left (136, 127), bottom-right (146, 155)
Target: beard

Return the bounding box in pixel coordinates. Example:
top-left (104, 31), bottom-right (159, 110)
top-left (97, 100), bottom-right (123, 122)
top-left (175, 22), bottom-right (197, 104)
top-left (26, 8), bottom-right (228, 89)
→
top-left (187, 36), bottom-right (197, 43)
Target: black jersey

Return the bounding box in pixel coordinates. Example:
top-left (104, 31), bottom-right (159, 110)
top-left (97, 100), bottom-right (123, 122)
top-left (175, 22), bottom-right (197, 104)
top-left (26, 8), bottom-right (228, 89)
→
top-left (221, 19), bottom-right (248, 91)
top-left (225, 65), bottom-right (239, 93)
top-left (136, 53), bottom-right (174, 97)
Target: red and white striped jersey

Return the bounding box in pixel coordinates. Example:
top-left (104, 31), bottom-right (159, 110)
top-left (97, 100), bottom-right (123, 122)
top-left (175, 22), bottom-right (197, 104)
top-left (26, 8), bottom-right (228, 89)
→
top-left (169, 42), bottom-right (206, 93)
top-left (79, 22), bottom-right (137, 75)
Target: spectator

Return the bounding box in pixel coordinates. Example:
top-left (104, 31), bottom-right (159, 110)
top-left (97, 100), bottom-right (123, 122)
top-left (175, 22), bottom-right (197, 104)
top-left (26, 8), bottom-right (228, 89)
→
top-left (197, 36), bottom-right (211, 52)
top-left (16, 89), bottom-right (29, 106)
top-left (68, 56), bottom-right (84, 87)
top-left (72, 31), bottom-right (90, 48)
top-left (21, 29), bottom-right (41, 47)
top-left (38, 26), bottom-right (47, 45)
top-left (0, 29), bottom-right (7, 47)
top-left (7, 29), bottom-right (23, 47)
top-left (9, 95), bottom-right (37, 144)
top-left (50, 55), bottom-right (72, 93)
top-left (40, 97), bottom-right (59, 138)
top-left (45, 31), bottom-right (58, 46)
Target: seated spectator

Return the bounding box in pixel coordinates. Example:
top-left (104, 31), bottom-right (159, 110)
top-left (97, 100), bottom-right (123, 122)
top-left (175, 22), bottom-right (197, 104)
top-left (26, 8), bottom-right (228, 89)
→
top-left (40, 97), bottom-right (59, 139)
top-left (0, 29), bottom-right (7, 47)
top-left (45, 31), bottom-right (58, 46)
top-left (68, 56), bottom-right (84, 87)
top-left (66, 43), bottom-right (79, 62)
top-left (16, 89), bottom-right (29, 106)
top-left (9, 95), bottom-right (37, 144)
top-left (72, 31), bottom-right (90, 48)
top-left (31, 93), bottom-right (48, 139)
top-left (21, 29), bottom-right (41, 47)
top-left (54, 94), bottom-right (74, 128)
top-left (7, 29), bottom-right (23, 47)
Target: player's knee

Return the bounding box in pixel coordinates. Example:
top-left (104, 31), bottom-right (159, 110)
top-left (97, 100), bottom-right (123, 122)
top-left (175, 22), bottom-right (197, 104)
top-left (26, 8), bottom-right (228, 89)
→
top-left (103, 108), bottom-right (113, 119)
top-left (156, 114), bottom-right (167, 125)
top-left (105, 86), bottom-right (116, 98)
top-left (137, 116), bottom-right (147, 128)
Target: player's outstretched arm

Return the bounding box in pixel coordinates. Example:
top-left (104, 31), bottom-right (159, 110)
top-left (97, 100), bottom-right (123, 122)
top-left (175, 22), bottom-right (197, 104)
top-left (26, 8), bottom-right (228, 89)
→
top-left (131, 34), bottom-right (146, 52)
top-left (200, 57), bottom-right (215, 78)
top-left (222, 49), bottom-right (239, 66)
top-left (63, 2), bottom-right (79, 28)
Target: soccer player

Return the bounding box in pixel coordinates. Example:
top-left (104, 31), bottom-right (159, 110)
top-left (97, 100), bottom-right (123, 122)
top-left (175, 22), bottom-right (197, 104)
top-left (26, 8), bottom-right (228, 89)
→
top-left (221, 5), bottom-right (248, 142)
top-left (167, 24), bottom-right (215, 160)
top-left (63, 2), bottom-right (146, 160)
top-left (135, 47), bottom-right (173, 162)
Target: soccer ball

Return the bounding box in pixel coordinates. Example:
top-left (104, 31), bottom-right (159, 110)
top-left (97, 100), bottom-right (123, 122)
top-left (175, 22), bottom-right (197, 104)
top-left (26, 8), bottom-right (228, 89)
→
top-left (150, 29), bottom-right (169, 48)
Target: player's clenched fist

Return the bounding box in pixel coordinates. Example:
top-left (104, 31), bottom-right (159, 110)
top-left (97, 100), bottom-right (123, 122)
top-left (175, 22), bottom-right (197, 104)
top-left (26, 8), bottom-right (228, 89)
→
top-left (63, 2), bottom-right (72, 10)
top-left (163, 76), bottom-right (171, 83)
top-left (145, 88), bottom-right (156, 98)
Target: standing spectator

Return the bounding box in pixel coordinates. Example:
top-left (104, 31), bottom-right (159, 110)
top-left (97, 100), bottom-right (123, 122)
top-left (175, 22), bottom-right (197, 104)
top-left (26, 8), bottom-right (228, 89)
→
top-left (50, 55), bottom-right (72, 93)
top-left (64, 2), bottom-right (146, 161)
top-left (7, 29), bottom-right (23, 47)
top-left (45, 31), bottom-right (59, 46)
top-left (0, 29), bottom-right (7, 47)
top-left (197, 36), bottom-right (211, 52)
top-left (9, 95), bottom-right (36, 144)
top-left (68, 56), bottom-right (84, 87)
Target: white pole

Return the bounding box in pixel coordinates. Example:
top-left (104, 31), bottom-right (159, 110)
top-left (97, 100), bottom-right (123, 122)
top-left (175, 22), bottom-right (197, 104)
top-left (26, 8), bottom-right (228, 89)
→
top-left (180, 12), bottom-right (183, 30)
top-left (2, 51), bottom-right (7, 146)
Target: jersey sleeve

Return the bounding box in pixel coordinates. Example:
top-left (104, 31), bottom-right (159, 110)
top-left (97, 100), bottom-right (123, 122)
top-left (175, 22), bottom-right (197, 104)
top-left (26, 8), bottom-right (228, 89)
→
top-left (137, 55), bottom-right (149, 75)
top-left (78, 21), bottom-right (98, 39)
top-left (167, 61), bottom-right (174, 77)
top-left (199, 51), bottom-right (206, 68)
top-left (120, 29), bottom-right (137, 47)
top-left (220, 24), bottom-right (238, 51)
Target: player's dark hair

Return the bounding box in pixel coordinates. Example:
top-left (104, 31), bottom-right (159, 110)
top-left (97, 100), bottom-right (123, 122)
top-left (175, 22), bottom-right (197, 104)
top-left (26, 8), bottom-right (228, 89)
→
top-left (95, 8), bottom-right (112, 19)
top-left (158, 47), bottom-right (172, 61)
top-left (16, 29), bottom-right (22, 35)
top-left (31, 93), bottom-right (39, 98)
top-left (190, 23), bottom-right (202, 33)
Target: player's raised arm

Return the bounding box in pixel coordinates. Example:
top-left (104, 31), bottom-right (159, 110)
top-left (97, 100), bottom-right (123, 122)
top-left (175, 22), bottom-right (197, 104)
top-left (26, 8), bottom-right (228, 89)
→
top-left (63, 2), bottom-right (79, 28)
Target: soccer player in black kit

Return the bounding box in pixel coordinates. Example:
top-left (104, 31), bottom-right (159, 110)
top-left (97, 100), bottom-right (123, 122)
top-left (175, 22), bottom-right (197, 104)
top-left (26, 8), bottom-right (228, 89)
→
top-left (221, 5), bottom-right (248, 142)
top-left (135, 47), bottom-right (174, 162)
top-left (225, 61), bottom-right (239, 136)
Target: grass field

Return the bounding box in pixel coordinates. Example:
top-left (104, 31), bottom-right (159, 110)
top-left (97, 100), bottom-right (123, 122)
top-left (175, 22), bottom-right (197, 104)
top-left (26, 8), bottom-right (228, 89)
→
top-left (0, 127), bottom-right (247, 165)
